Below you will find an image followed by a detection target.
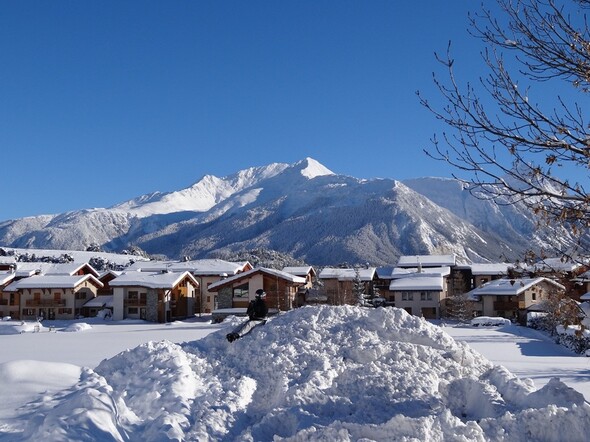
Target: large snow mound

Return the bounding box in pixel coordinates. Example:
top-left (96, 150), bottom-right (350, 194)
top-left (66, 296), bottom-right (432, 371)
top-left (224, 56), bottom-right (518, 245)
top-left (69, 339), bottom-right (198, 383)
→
top-left (7, 306), bottom-right (590, 441)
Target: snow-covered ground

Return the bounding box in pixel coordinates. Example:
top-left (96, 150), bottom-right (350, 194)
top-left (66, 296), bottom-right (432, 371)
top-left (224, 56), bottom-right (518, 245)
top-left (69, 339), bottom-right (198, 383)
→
top-left (1, 306), bottom-right (589, 441)
top-left (443, 321), bottom-right (590, 402)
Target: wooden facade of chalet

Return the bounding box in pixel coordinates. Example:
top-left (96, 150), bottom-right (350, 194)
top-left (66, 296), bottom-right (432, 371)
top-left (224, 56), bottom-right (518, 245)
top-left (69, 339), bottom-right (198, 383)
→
top-left (208, 268), bottom-right (306, 312)
top-left (3, 275), bottom-right (103, 320)
top-left (318, 268), bottom-right (376, 306)
top-left (468, 278), bottom-right (565, 321)
top-left (110, 271), bottom-right (200, 323)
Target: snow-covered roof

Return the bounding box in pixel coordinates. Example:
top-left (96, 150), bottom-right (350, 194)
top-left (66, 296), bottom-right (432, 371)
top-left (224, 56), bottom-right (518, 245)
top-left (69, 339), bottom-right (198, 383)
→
top-left (208, 267), bottom-right (306, 291)
top-left (99, 270), bottom-right (123, 279)
top-left (397, 254), bottom-right (456, 268)
top-left (318, 267), bottom-right (376, 281)
top-left (0, 271), bottom-right (16, 286)
top-left (389, 275), bottom-right (444, 291)
top-left (4, 274), bottom-right (103, 291)
top-left (83, 295), bottom-right (114, 308)
top-left (282, 266), bottom-right (315, 277)
top-left (528, 258), bottom-right (582, 273)
top-left (110, 271), bottom-right (199, 289)
top-left (469, 263), bottom-right (511, 276)
top-left (467, 277), bottom-right (565, 299)
top-left (13, 262), bottom-right (99, 278)
top-left (126, 259), bottom-right (249, 276)
top-left (580, 292), bottom-right (590, 301)
top-left (391, 266), bottom-right (451, 279)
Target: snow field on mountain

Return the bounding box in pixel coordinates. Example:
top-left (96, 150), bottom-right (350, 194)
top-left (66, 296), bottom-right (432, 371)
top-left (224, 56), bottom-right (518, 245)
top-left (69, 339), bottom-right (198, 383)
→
top-left (2, 306), bottom-right (589, 441)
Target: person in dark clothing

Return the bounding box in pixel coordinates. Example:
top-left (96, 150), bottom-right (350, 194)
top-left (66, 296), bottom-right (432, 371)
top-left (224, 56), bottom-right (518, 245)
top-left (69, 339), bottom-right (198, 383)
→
top-left (226, 289), bottom-right (269, 342)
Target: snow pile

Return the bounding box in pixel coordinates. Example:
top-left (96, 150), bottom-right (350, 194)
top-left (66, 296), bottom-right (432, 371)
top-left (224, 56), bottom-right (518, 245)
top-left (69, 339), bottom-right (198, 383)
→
top-left (4, 306), bottom-right (590, 441)
top-left (62, 322), bottom-right (92, 333)
top-left (0, 321), bottom-right (45, 335)
top-left (471, 316), bottom-right (512, 327)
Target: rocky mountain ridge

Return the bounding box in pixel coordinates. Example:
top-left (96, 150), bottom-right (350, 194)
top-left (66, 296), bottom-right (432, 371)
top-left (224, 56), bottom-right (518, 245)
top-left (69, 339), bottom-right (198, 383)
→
top-left (0, 158), bottom-right (572, 265)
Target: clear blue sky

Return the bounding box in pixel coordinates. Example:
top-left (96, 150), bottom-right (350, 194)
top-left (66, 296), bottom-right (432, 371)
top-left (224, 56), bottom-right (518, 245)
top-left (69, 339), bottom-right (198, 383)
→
top-left (1, 0), bottom-right (488, 220)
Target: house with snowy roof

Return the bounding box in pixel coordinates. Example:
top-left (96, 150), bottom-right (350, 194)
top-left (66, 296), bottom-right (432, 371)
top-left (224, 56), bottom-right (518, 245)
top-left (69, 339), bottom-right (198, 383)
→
top-left (208, 267), bottom-right (306, 318)
top-left (109, 270), bottom-right (200, 322)
top-left (318, 267), bottom-right (377, 305)
top-left (467, 277), bottom-right (565, 321)
top-left (3, 273), bottom-right (104, 320)
top-left (125, 259), bottom-right (251, 315)
top-left (0, 269), bottom-right (17, 319)
top-left (282, 266), bottom-right (317, 305)
top-left (388, 266), bottom-right (451, 319)
top-left (282, 266), bottom-right (316, 288)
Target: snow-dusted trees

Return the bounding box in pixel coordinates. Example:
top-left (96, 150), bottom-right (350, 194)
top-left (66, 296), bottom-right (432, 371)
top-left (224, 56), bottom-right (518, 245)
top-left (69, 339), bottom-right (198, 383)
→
top-left (353, 268), bottom-right (366, 306)
top-left (420, 0), bottom-right (590, 252)
top-left (445, 293), bottom-right (474, 322)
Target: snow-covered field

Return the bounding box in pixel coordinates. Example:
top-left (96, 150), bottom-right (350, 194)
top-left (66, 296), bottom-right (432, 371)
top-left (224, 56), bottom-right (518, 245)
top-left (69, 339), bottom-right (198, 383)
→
top-left (443, 321), bottom-right (590, 402)
top-left (1, 306), bottom-right (589, 441)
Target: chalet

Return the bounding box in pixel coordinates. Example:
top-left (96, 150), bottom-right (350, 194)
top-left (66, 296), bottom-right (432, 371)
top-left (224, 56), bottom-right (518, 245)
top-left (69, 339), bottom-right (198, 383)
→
top-left (469, 263), bottom-right (511, 288)
top-left (110, 270), bottom-right (200, 323)
top-left (127, 259), bottom-right (252, 314)
top-left (282, 266), bottom-right (316, 306)
top-left (208, 267), bottom-right (306, 316)
top-left (318, 267), bottom-right (377, 305)
top-left (3, 274), bottom-right (104, 320)
top-left (467, 277), bottom-right (565, 321)
top-left (282, 266), bottom-right (316, 288)
top-left (388, 266), bottom-right (451, 319)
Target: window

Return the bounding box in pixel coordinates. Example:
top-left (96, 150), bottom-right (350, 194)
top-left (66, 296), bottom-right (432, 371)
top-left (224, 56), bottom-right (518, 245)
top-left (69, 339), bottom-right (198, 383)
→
top-left (58, 308), bottom-right (72, 315)
top-left (402, 292), bottom-right (413, 301)
top-left (233, 283), bottom-right (249, 298)
top-left (420, 292), bottom-right (433, 301)
top-left (128, 307), bottom-right (139, 314)
top-left (128, 291), bottom-right (139, 301)
top-left (532, 292), bottom-right (537, 301)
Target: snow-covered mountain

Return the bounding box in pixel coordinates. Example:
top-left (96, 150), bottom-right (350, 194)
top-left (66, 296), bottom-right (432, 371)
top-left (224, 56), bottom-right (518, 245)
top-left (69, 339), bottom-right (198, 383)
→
top-left (0, 158), bottom-right (573, 265)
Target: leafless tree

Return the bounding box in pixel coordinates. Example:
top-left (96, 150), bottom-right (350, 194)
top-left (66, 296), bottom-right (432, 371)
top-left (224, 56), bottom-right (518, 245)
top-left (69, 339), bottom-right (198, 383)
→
top-left (419, 0), bottom-right (590, 246)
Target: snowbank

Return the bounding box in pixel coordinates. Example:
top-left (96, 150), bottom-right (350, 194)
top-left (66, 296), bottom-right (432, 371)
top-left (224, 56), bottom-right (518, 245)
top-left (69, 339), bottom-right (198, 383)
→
top-left (471, 316), bottom-right (512, 327)
top-left (62, 322), bottom-right (92, 333)
top-left (3, 306), bottom-right (590, 441)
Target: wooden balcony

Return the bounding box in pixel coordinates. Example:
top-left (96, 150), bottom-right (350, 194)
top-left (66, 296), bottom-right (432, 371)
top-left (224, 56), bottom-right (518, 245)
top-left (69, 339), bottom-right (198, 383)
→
top-left (25, 299), bottom-right (66, 307)
top-left (124, 299), bottom-right (147, 307)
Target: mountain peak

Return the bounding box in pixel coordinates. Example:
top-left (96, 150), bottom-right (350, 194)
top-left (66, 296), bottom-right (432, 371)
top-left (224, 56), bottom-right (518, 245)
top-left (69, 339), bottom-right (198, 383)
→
top-left (294, 157), bottom-right (334, 179)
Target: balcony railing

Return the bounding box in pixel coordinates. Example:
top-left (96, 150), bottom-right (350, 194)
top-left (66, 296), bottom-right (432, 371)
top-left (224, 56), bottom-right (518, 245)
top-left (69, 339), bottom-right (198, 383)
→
top-left (125, 299), bottom-right (147, 307)
top-left (25, 299), bottom-right (67, 307)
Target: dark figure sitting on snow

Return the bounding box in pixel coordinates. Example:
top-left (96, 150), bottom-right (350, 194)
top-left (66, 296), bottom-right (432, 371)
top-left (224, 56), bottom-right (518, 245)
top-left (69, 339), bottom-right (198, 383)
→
top-left (226, 289), bottom-right (269, 342)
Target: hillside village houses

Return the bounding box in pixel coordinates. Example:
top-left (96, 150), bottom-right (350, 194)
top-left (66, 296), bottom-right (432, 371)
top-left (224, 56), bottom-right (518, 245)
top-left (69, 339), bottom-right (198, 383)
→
top-left (0, 253), bottom-right (586, 324)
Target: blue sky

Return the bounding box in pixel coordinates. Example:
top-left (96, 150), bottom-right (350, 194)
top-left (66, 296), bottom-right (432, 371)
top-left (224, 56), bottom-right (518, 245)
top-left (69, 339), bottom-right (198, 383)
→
top-left (1, 1), bottom-right (488, 220)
